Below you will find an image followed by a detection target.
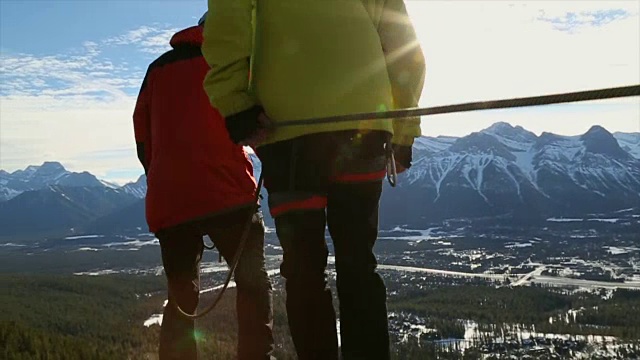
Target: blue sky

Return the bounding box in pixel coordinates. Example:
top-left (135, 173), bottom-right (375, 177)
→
top-left (1, 1), bottom-right (206, 99)
top-left (1, 1), bottom-right (205, 54)
top-left (1, 1), bottom-right (639, 183)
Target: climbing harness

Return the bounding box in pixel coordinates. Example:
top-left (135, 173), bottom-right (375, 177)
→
top-left (174, 83), bottom-right (640, 319)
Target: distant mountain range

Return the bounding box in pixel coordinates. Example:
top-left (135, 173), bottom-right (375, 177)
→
top-left (0, 163), bottom-right (147, 237)
top-left (1, 123), bottom-right (638, 238)
top-left (0, 162), bottom-right (147, 202)
top-left (380, 123), bottom-right (640, 227)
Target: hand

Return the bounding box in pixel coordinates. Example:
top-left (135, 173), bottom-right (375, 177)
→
top-left (225, 106), bottom-right (269, 145)
top-left (240, 113), bottom-right (272, 147)
top-left (392, 144), bottom-right (412, 173)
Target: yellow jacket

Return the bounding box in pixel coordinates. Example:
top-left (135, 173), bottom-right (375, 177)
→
top-left (202, 0), bottom-right (425, 146)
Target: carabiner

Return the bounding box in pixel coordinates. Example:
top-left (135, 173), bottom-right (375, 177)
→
top-left (385, 142), bottom-right (397, 187)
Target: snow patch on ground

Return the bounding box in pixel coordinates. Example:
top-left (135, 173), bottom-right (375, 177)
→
top-left (0, 242), bottom-right (27, 247)
top-left (65, 235), bottom-right (105, 240)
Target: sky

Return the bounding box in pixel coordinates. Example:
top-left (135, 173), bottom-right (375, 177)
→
top-left (1, 0), bottom-right (639, 184)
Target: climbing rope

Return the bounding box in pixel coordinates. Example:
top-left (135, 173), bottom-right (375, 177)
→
top-left (274, 84), bottom-right (640, 128)
top-left (174, 83), bottom-right (639, 319)
top-left (173, 173), bottom-right (264, 319)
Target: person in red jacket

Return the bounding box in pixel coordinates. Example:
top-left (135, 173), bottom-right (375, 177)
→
top-left (133, 14), bottom-right (274, 360)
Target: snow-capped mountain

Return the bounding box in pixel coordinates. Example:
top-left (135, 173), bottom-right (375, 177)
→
top-left (120, 175), bottom-right (147, 199)
top-left (0, 185), bottom-right (138, 236)
top-left (1, 123), bottom-right (638, 236)
top-left (0, 170), bottom-right (21, 202)
top-left (0, 162), bottom-right (148, 202)
top-left (380, 123), bottom-right (640, 227)
top-left (0, 162), bottom-right (107, 201)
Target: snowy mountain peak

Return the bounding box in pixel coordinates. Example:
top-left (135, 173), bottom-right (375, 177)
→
top-left (121, 175), bottom-right (146, 186)
top-left (449, 132), bottom-right (516, 161)
top-left (10, 162), bottom-right (66, 180)
top-left (534, 132), bottom-right (568, 150)
top-left (484, 122), bottom-right (535, 137)
top-left (482, 123), bottom-right (537, 152)
top-left (24, 165), bottom-right (39, 173)
top-left (39, 161), bottom-right (66, 171)
top-left (485, 121), bottom-right (514, 132)
top-left (0, 162), bottom-right (106, 201)
top-left (12, 165), bottom-right (39, 178)
top-left (391, 123), bottom-right (640, 223)
top-left (121, 175), bottom-right (147, 199)
top-left (584, 125), bottom-right (608, 135)
top-left (581, 125), bottom-right (630, 159)
top-left (33, 161), bottom-right (67, 178)
top-left (482, 121), bottom-right (529, 137)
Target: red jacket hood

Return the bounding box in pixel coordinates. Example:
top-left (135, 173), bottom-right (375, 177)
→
top-left (170, 26), bottom-right (203, 48)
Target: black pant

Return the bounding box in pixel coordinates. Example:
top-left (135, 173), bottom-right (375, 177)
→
top-left (257, 131), bottom-right (391, 360)
top-left (156, 208), bottom-right (274, 360)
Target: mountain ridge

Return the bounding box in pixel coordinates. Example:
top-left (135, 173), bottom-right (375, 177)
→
top-left (381, 123), bottom-right (640, 227)
top-left (1, 123), bottom-right (638, 237)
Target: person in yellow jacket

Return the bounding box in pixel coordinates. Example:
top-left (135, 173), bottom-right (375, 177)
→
top-left (202, 1), bottom-right (425, 358)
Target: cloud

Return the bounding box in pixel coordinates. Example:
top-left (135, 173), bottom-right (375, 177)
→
top-left (0, 45), bottom-right (131, 104)
top-left (537, 9), bottom-right (631, 33)
top-left (1, 4), bottom-right (639, 183)
top-left (104, 25), bottom-right (178, 55)
top-left (407, 1), bottom-right (639, 103)
top-left (405, 1), bottom-right (640, 137)
top-left (0, 95), bottom-right (140, 176)
top-left (0, 25), bottom-right (179, 178)
top-left (0, 24), bottom-right (177, 101)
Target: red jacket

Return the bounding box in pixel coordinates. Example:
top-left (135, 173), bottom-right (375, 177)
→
top-left (133, 26), bottom-right (257, 233)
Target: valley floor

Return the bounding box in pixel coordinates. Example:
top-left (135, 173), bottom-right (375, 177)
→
top-left (1, 220), bottom-right (639, 359)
